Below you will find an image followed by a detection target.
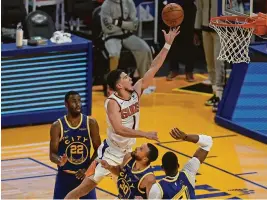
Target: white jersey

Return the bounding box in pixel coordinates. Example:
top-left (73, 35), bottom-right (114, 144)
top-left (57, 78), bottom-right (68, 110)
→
top-left (104, 91), bottom-right (140, 151)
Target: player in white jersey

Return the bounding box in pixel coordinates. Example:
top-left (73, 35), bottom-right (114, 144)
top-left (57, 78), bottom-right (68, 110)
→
top-left (104, 89), bottom-right (140, 150)
top-left (65, 27), bottom-right (180, 199)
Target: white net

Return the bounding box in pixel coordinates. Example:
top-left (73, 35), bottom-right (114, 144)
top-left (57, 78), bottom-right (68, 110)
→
top-left (210, 19), bottom-right (255, 63)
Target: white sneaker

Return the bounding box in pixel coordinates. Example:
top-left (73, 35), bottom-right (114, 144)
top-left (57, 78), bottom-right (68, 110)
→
top-left (142, 86), bottom-right (156, 95)
top-left (202, 79), bottom-right (211, 85)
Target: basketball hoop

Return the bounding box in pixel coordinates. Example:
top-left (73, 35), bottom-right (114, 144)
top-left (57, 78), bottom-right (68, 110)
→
top-left (210, 13), bottom-right (267, 63)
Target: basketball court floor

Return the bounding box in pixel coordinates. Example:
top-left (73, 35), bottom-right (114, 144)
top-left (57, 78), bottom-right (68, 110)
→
top-left (2, 75), bottom-right (267, 199)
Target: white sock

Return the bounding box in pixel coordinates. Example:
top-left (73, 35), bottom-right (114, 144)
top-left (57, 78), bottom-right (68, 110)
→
top-left (216, 87), bottom-right (223, 100)
top-left (212, 85), bottom-right (217, 95)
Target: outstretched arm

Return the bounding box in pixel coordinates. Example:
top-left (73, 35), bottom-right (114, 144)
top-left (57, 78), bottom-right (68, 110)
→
top-left (170, 128), bottom-right (213, 163)
top-left (170, 128), bottom-right (213, 187)
top-left (133, 27), bottom-right (180, 96)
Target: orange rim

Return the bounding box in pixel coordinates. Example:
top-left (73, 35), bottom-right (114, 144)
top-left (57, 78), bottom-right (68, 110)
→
top-left (210, 16), bottom-right (256, 29)
top-left (210, 13), bottom-right (267, 35)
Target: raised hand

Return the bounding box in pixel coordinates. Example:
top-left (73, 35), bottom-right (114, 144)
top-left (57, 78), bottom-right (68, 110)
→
top-left (162, 26), bottom-right (180, 45)
top-left (170, 128), bottom-right (187, 140)
top-left (145, 131), bottom-right (159, 142)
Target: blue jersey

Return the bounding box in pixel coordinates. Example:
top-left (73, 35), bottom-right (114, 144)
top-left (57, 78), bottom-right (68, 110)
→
top-left (117, 158), bottom-right (154, 199)
top-left (158, 171), bottom-right (195, 199)
top-left (57, 114), bottom-right (91, 172)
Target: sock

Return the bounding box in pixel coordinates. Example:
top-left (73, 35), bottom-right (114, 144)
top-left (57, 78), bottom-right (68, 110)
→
top-left (216, 87), bottom-right (223, 100)
top-left (212, 85), bottom-right (217, 95)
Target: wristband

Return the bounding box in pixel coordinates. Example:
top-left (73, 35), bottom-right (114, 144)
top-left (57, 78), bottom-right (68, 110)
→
top-left (164, 43), bottom-right (171, 50)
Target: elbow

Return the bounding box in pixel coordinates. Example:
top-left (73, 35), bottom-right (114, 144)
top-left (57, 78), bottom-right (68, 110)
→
top-left (114, 127), bottom-right (124, 137)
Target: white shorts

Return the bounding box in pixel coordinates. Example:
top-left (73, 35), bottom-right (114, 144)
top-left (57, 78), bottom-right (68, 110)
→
top-left (89, 139), bottom-right (131, 183)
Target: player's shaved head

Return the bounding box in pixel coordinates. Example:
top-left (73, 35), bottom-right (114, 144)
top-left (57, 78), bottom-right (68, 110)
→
top-left (147, 143), bottom-right (159, 163)
top-left (162, 152), bottom-right (179, 175)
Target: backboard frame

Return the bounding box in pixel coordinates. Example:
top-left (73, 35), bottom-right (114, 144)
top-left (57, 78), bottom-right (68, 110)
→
top-left (221, 0), bottom-right (254, 17)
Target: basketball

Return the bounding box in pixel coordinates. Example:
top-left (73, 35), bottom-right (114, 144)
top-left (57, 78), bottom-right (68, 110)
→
top-left (162, 3), bottom-right (184, 27)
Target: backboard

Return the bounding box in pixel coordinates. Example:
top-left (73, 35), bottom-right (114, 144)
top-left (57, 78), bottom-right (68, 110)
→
top-left (219, 0), bottom-right (267, 17)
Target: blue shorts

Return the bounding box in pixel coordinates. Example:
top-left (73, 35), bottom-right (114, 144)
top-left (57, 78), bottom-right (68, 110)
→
top-left (53, 171), bottom-right (96, 199)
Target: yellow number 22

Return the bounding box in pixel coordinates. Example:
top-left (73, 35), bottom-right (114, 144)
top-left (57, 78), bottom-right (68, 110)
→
top-left (70, 145), bottom-right (83, 154)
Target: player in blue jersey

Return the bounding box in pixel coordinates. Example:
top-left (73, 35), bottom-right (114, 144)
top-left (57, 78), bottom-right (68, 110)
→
top-left (49, 91), bottom-right (101, 199)
top-left (100, 143), bottom-right (158, 199)
top-left (149, 128), bottom-right (213, 199)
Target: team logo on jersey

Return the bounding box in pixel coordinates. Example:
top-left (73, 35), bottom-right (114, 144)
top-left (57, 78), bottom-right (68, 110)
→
top-left (118, 171), bottom-right (135, 198)
top-left (132, 93), bottom-right (137, 100)
top-left (65, 141), bottom-right (89, 165)
top-left (121, 102), bottom-right (139, 119)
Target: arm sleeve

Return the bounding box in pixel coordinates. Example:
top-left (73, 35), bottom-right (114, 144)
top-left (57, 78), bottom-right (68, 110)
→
top-left (194, 0), bottom-right (203, 29)
top-left (198, 135), bottom-right (213, 151)
top-left (100, 2), bottom-right (122, 34)
top-left (148, 183), bottom-right (163, 199)
top-left (182, 157), bottom-right (201, 187)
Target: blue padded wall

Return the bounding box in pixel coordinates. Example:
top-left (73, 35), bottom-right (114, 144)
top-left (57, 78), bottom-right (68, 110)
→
top-left (231, 62), bottom-right (267, 135)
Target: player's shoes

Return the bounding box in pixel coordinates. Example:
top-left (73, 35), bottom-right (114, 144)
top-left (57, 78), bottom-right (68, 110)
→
top-left (205, 94), bottom-right (217, 106)
top-left (185, 72), bottom-right (195, 82)
top-left (166, 71), bottom-right (179, 81)
top-left (212, 97), bottom-right (220, 113)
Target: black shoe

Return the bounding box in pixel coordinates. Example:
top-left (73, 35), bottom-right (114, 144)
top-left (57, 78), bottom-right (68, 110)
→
top-left (205, 94), bottom-right (217, 106)
top-left (212, 97), bottom-right (220, 113)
